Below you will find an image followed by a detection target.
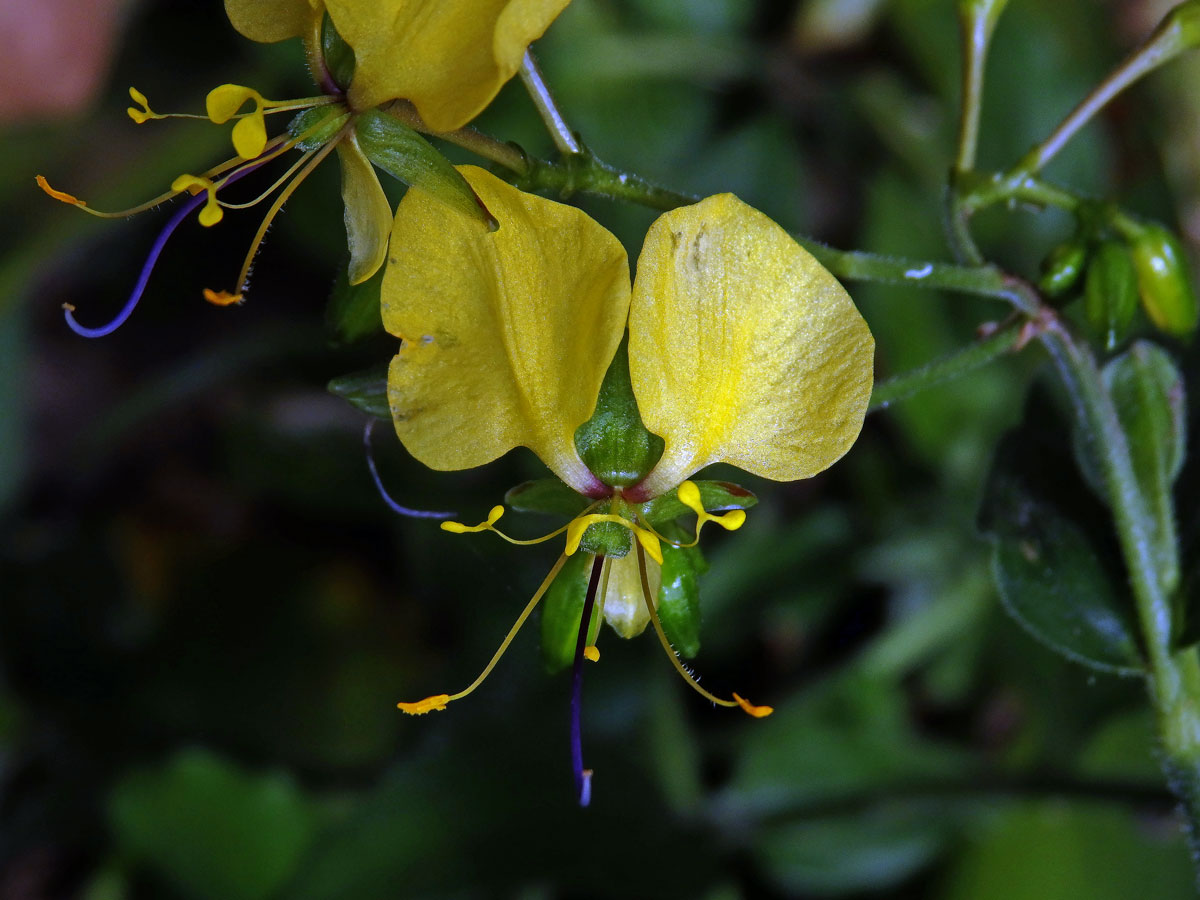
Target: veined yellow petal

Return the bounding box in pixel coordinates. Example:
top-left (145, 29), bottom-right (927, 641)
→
top-left (329, 0), bottom-right (570, 131)
top-left (381, 165), bottom-right (628, 494)
top-left (629, 194), bottom-right (874, 497)
top-left (601, 552), bottom-right (661, 639)
top-left (223, 0), bottom-right (322, 43)
top-left (335, 130), bottom-right (392, 285)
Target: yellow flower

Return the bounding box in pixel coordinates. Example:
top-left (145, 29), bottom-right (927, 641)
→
top-left (382, 166), bottom-right (874, 801)
top-left (224, 0), bottom-right (572, 131)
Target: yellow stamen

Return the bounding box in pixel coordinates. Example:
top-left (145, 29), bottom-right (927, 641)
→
top-left (676, 481), bottom-right (747, 547)
top-left (584, 646), bottom-right (600, 662)
top-left (206, 84), bottom-right (336, 161)
top-left (126, 86), bottom-right (210, 124)
top-left (396, 555), bottom-right (569, 715)
top-left (634, 541), bottom-right (771, 718)
top-left (203, 289), bottom-right (244, 307)
top-left (440, 503), bottom-right (579, 547)
top-left (564, 514), bottom-right (664, 565)
top-left (226, 129), bottom-right (347, 299)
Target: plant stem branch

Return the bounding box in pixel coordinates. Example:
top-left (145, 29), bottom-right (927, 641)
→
top-left (520, 51), bottom-right (583, 156)
top-left (869, 321), bottom-right (1024, 412)
top-left (1014, 7), bottom-right (1196, 178)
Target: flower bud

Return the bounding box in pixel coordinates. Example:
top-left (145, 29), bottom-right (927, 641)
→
top-left (1084, 241), bottom-right (1138, 350)
top-left (1127, 224), bottom-right (1198, 339)
top-left (1038, 240), bottom-right (1088, 298)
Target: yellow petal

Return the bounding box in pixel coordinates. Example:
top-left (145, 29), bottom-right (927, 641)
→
top-left (223, 0), bottom-right (322, 43)
top-left (381, 165), bottom-right (628, 493)
top-left (600, 553), bottom-right (661, 639)
top-left (628, 194), bottom-right (874, 497)
top-left (336, 131), bottom-right (392, 285)
top-left (328, 0), bottom-right (570, 131)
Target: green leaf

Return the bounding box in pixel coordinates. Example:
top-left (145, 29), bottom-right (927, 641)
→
top-left (540, 553), bottom-right (600, 673)
top-left (504, 478), bottom-right (591, 518)
top-left (640, 479), bottom-right (757, 526)
top-left (108, 748), bottom-right (317, 900)
top-left (355, 109), bottom-right (495, 228)
top-left (574, 339), bottom-right (664, 488)
top-left (1102, 341), bottom-right (1186, 493)
top-left (327, 363), bottom-right (390, 420)
top-left (325, 255), bottom-right (384, 343)
top-left (979, 422), bottom-right (1143, 674)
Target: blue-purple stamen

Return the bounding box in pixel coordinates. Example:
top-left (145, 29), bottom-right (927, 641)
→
top-left (570, 554), bottom-right (605, 808)
top-left (63, 162), bottom-right (262, 338)
top-left (363, 419), bottom-right (457, 520)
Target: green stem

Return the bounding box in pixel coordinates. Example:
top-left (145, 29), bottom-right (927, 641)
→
top-left (519, 51), bottom-right (583, 156)
top-left (1012, 2), bottom-right (1200, 178)
top-left (954, 0), bottom-right (1010, 173)
top-left (1037, 320), bottom-right (1200, 858)
top-left (869, 321), bottom-right (1024, 412)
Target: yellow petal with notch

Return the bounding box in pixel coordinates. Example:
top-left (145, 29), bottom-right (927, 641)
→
top-left (629, 194), bottom-right (874, 497)
top-left (223, 0), bottom-right (322, 43)
top-left (328, 0), bottom-right (570, 131)
top-left (336, 130), bottom-right (392, 285)
top-left (601, 553), bottom-right (661, 639)
top-left (381, 165), bottom-right (629, 494)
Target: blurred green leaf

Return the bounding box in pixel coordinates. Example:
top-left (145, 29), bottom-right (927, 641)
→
top-left (980, 425), bottom-right (1143, 674)
top-left (325, 255), bottom-right (384, 343)
top-left (327, 362), bottom-right (390, 420)
top-left (108, 748), bottom-right (318, 900)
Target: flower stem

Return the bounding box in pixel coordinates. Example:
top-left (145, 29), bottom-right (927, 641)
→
top-left (954, 0), bottom-right (1010, 173)
top-left (519, 51), bottom-right (583, 156)
top-left (868, 321), bottom-right (1024, 412)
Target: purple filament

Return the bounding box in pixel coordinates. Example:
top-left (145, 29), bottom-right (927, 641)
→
top-left (64, 161), bottom-right (263, 339)
top-left (570, 555), bottom-right (605, 808)
top-left (363, 419), bottom-right (457, 520)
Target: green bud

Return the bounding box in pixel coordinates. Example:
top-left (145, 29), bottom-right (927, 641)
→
top-left (1038, 240), bottom-right (1088, 297)
top-left (1159, 0), bottom-right (1200, 54)
top-left (1127, 224), bottom-right (1199, 339)
top-left (288, 106), bottom-right (351, 152)
top-left (540, 553), bottom-right (601, 673)
top-left (577, 510), bottom-right (632, 558)
top-left (355, 109), bottom-right (497, 229)
top-left (574, 340), bottom-right (665, 488)
top-left (1084, 241), bottom-right (1138, 350)
top-left (640, 480), bottom-right (757, 528)
top-left (327, 363), bottom-right (390, 420)
top-left (505, 479), bottom-right (590, 519)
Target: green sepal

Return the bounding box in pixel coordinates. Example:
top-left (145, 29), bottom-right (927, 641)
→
top-left (327, 363), bottom-right (390, 421)
top-left (656, 523), bottom-right (706, 659)
top-left (505, 479), bottom-right (590, 519)
top-left (321, 13), bottom-right (355, 92)
top-left (355, 109), bottom-right (496, 229)
top-left (1084, 241), bottom-right (1138, 351)
top-left (288, 106), bottom-right (350, 152)
top-left (1123, 222), bottom-right (1198, 339)
top-left (640, 480), bottom-right (758, 528)
top-left (574, 339), bottom-right (664, 488)
top-left (541, 553), bottom-right (602, 673)
top-left (1038, 240), bottom-right (1087, 298)
top-left (325, 256), bottom-right (384, 344)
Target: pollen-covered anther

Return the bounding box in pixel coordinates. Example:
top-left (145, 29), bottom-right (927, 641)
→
top-left (583, 646), bottom-right (600, 662)
top-left (397, 694), bottom-right (450, 715)
top-left (206, 84), bottom-right (271, 160)
top-left (732, 693), bottom-right (774, 718)
top-left (170, 174), bottom-right (223, 227)
top-left (35, 175), bottom-right (83, 206)
top-left (126, 86), bottom-right (162, 124)
top-left (203, 289), bottom-right (244, 307)
top-left (678, 480), bottom-right (747, 540)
